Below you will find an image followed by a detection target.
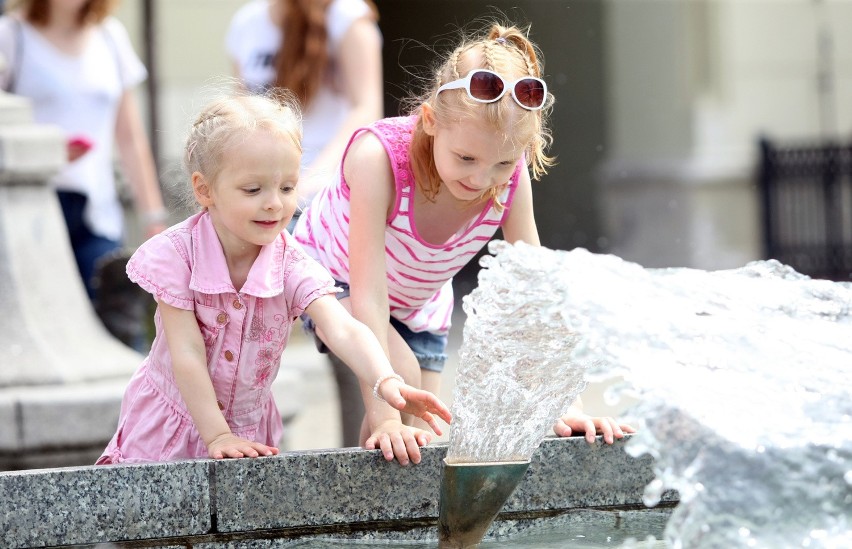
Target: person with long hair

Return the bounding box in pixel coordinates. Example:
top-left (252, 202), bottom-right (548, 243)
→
top-left (227, 0), bottom-right (382, 206)
top-left (0, 0), bottom-right (167, 303)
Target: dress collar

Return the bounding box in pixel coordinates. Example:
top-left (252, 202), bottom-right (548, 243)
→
top-left (188, 211), bottom-right (287, 297)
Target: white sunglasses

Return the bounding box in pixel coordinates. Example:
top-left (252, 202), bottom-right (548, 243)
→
top-left (436, 69), bottom-right (548, 111)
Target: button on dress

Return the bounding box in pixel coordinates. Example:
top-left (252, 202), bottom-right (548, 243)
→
top-left (97, 212), bottom-right (338, 463)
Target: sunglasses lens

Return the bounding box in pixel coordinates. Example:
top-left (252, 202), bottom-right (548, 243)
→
top-left (514, 79), bottom-right (546, 109)
top-left (469, 71), bottom-right (504, 101)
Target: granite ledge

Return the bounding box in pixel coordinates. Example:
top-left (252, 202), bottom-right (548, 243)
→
top-left (0, 435), bottom-right (677, 548)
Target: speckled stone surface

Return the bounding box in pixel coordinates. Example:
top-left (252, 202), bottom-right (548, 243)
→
top-left (1, 435), bottom-right (674, 548)
top-left (214, 445), bottom-right (444, 531)
top-left (0, 460), bottom-right (210, 548)
top-left (505, 436), bottom-right (668, 510)
top-left (213, 436), bottom-right (670, 533)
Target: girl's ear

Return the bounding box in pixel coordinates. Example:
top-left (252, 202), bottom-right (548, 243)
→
top-left (192, 172), bottom-right (214, 207)
top-left (421, 102), bottom-right (438, 136)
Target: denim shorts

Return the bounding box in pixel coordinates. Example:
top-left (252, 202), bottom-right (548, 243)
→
top-left (302, 282), bottom-right (449, 373)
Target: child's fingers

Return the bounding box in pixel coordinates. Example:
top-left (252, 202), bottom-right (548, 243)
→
top-left (432, 403), bottom-right (452, 424)
top-left (252, 442), bottom-right (278, 456)
top-left (420, 412), bottom-right (443, 436)
top-left (389, 432), bottom-right (412, 466)
top-left (552, 417), bottom-right (571, 437)
top-left (364, 434), bottom-right (378, 450)
top-left (378, 435), bottom-right (395, 462)
top-left (598, 419), bottom-right (615, 444)
top-left (582, 418), bottom-right (597, 443)
top-left (403, 433), bottom-right (421, 464)
top-left (387, 393), bottom-right (408, 411)
top-left (420, 393), bottom-right (452, 424)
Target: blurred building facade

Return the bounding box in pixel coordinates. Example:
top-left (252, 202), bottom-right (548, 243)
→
top-left (115, 0), bottom-right (852, 272)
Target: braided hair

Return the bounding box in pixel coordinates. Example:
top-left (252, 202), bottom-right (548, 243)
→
top-left (409, 23), bottom-right (555, 208)
top-left (180, 89), bottom-right (302, 211)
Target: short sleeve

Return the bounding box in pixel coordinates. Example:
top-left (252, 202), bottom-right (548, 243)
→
top-left (282, 245), bottom-right (340, 318)
top-left (326, 0), bottom-right (374, 49)
top-left (126, 233), bottom-right (194, 310)
top-left (102, 16), bottom-right (147, 90)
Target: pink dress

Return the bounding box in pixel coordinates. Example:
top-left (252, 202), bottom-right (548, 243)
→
top-left (97, 212), bottom-right (338, 463)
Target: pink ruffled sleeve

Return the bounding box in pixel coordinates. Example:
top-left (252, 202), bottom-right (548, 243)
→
top-left (126, 233), bottom-right (194, 310)
top-left (283, 246), bottom-right (340, 318)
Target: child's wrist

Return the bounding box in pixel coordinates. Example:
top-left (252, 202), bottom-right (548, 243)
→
top-left (205, 430), bottom-right (234, 447)
top-left (372, 373), bottom-right (404, 402)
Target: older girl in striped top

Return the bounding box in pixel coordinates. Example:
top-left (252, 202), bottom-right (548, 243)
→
top-left (294, 22), bottom-right (634, 466)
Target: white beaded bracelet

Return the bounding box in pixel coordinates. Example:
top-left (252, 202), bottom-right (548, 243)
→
top-left (372, 373), bottom-right (404, 402)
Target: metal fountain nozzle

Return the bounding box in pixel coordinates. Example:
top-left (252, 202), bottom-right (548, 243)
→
top-left (438, 458), bottom-right (532, 549)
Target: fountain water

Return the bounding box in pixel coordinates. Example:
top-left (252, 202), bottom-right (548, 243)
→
top-left (446, 240), bottom-right (851, 548)
top-left (439, 243), bottom-right (593, 548)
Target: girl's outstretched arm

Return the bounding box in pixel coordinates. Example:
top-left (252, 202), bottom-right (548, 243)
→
top-left (305, 296), bottom-right (452, 451)
top-left (159, 301), bottom-right (279, 459)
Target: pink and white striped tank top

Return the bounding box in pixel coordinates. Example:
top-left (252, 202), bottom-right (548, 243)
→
top-left (293, 116), bottom-right (521, 335)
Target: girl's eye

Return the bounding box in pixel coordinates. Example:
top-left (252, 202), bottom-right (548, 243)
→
top-left (281, 185), bottom-right (295, 193)
top-left (459, 155), bottom-right (474, 162)
top-left (244, 187), bottom-right (260, 194)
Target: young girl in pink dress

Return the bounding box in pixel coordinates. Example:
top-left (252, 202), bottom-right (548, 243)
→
top-left (294, 22), bottom-right (635, 465)
top-left (97, 91), bottom-right (450, 464)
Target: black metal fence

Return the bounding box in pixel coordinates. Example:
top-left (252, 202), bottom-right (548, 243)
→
top-left (758, 137), bottom-right (852, 281)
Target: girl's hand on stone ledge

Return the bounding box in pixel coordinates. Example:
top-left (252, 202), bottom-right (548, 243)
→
top-left (553, 409), bottom-right (636, 445)
top-left (207, 433), bottom-right (280, 459)
top-left (364, 420), bottom-right (432, 466)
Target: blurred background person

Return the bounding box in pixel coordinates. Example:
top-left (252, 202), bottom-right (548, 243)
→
top-left (226, 0), bottom-right (383, 447)
top-left (227, 0), bottom-right (382, 208)
top-left (0, 0), bottom-right (167, 348)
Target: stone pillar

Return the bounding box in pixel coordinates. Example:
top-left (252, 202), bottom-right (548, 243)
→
top-left (0, 91), bottom-right (141, 470)
top-left (599, 0), bottom-right (761, 271)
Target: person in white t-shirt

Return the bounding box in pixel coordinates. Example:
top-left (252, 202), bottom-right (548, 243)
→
top-left (226, 0), bottom-right (383, 448)
top-left (226, 0), bottom-right (383, 208)
top-left (0, 0), bottom-right (167, 308)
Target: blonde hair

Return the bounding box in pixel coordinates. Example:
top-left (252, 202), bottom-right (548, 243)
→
top-left (6, 0), bottom-right (117, 26)
top-left (182, 90), bottom-right (303, 209)
top-left (408, 23), bottom-right (555, 209)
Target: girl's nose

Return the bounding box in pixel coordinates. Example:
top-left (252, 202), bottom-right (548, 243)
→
top-left (468, 170), bottom-right (491, 190)
top-left (265, 191), bottom-right (283, 211)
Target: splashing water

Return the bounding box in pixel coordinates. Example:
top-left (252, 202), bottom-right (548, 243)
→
top-left (446, 242), bottom-right (589, 463)
top-left (449, 240), bottom-right (852, 547)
